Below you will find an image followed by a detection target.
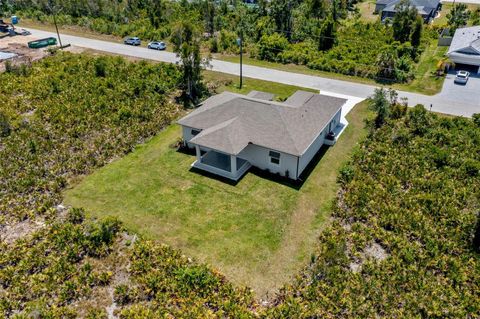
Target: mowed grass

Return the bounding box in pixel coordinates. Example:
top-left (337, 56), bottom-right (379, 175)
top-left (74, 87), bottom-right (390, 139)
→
top-left (398, 41), bottom-right (449, 95)
top-left (64, 87), bottom-right (371, 297)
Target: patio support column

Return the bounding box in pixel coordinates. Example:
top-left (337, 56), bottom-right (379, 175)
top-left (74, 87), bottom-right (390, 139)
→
top-left (195, 145), bottom-right (201, 163)
top-left (230, 155), bottom-right (237, 174)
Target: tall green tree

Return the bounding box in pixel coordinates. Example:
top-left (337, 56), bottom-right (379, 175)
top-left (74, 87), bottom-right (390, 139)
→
top-left (203, 0), bottom-right (216, 35)
top-left (317, 15), bottom-right (336, 51)
top-left (270, 0), bottom-right (299, 39)
top-left (410, 15), bottom-right (423, 47)
top-left (147, 0), bottom-right (166, 29)
top-left (392, 0), bottom-right (418, 43)
top-left (447, 3), bottom-right (470, 33)
top-left (171, 20), bottom-right (210, 105)
top-left (369, 88), bottom-right (391, 127)
top-left (307, 0), bottom-right (326, 20)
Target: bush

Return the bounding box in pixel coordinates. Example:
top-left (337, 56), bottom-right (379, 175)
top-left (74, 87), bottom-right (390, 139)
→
top-left (67, 207), bottom-right (85, 224)
top-left (257, 33), bottom-right (289, 62)
top-left (0, 111), bottom-right (10, 137)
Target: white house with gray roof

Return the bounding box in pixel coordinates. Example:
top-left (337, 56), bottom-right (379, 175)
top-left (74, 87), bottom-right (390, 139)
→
top-left (447, 26), bottom-right (480, 73)
top-left (178, 91), bottom-right (346, 181)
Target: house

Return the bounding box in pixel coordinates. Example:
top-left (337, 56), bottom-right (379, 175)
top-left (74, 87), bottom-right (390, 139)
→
top-left (178, 91), bottom-right (346, 181)
top-left (375, 0), bottom-right (441, 23)
top-left (447, 26), bottom-right (480, 73)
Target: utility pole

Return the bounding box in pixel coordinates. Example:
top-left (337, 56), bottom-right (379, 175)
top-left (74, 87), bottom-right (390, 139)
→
top-left (48, 1), bottom-right (63, 48)
top-left (52, 10), bottom-right (63, 47)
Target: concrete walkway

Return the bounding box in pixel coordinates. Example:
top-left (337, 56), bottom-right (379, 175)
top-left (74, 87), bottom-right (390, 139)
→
top-left (16, 28), bottom-right (480, 117)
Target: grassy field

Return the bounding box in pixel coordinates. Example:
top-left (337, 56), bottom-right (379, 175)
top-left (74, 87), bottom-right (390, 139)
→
top-left (203, 71), bottom-right (317, 100)
top-left (357, 0), bottom-right (380, 23)
top-left (64, 87), bottom-right (371, 299)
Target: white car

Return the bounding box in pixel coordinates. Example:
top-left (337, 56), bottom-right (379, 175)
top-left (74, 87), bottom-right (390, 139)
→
top-left (148, 41), bottom-right (167, 50)
top-left (454, 70), bottom-right (470, 85)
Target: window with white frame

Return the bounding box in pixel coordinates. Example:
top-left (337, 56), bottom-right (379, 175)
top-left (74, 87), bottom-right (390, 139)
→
top-left (269, 151), bottom-right (281, 165)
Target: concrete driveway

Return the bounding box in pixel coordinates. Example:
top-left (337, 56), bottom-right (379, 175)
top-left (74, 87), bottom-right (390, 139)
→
top-left (439, 70), bottom-right (480, 107)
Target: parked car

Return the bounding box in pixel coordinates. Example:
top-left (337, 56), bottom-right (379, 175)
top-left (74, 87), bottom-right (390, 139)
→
top-left (124, 37), bottom-right (141, 46)
top-left (454, 70), bottom-right (470, 85)
top-left (148, 41), bottom-right (167, 50)
top-left (16, 28), bottom-right (31, 36)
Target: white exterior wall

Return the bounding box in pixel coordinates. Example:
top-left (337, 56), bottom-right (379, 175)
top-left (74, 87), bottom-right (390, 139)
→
top-left (238, 144), bottom-right (298, 179)
top-left (298, 109), bottom-right (342, 177)
top-left (182, 126), bottom-right (198, 148)
top-left (448, 52), bottom-right (480, 67)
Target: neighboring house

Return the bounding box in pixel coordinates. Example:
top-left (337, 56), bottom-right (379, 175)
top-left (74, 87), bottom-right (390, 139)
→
top-left (375, 0), bottom-right (441, 23)
top-left (178, 90), bottom-right (346, 181)
top-left (447, 26), bottom-right (480, 73)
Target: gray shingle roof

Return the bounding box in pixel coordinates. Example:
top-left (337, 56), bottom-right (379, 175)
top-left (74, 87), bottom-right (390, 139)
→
top-left (380, 0), bottom-right (439, 14)
top-left (448, 26), bottom-right (480, 55)
top-left (178, 91), bottom-right (346, 156)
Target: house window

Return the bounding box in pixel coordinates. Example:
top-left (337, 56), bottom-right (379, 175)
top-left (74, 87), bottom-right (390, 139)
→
top-left (191, 129), bottom-right (201, 136)
top-left (269, 151), bottom-right (281, 165)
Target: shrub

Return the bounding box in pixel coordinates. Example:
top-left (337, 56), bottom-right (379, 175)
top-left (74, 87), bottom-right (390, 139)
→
top-left (0, 111), bottom-right (10, 137)
top-left (67, 208), bottom-right (85, 224)
top-left (257, 33), bottom-right (289, 62)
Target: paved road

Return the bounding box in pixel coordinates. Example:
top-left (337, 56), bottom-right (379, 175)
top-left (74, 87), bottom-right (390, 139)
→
top-left (441, 0), bottom-right (480, 4)
top-left (17, 28), bottom-right (480, 117)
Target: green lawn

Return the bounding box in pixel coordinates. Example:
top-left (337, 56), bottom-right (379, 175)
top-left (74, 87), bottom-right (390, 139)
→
top-left (203, 71), bottom-right (317, 100)
top-left (64, 97), bottom-right (371, 298)
top-left (357, 0), bottom-right (380, 23)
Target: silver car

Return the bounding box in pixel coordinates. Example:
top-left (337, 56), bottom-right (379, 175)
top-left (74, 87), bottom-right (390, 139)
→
top-left (454, 70), bottom-right (470, 85)
top-left (124, 37), bottom-right (141, 46)
top-left (148, 41), bottom-right (167, 50)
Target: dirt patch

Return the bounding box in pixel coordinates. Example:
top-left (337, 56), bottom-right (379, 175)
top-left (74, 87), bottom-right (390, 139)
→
top-left (0, 35), bottom-right (86, 72)
top-left (0, 218), bottom-right (46, 244)
top-left (349, 242), bottom-right (389, 273)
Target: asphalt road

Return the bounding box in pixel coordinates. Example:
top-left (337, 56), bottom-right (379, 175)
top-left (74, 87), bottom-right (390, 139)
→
top-left (18, 28), bottom-right (480, 117)
top-left (441, 0), bottom-right (480, 4)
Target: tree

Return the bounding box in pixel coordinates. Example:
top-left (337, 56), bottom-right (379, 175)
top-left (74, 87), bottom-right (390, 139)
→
top-left (270, 0), bottom-right (299, 39)
top-left (368, 88), bottom-right (391, 127)
top-left (203, 0), bottom-right (216, 36)
top-left (147, 0), bottom-right (166, 29)
top-left (447, 3), bottom-right (470, 33)
top-left (410, 15), bottom-right (423, 47)
top-left (376, 50), bottom-right (397, 80)
top-left (392, 0), bottom-right (419, 43)
top-left (171, 20), bottom-right (210, 105)
top-left (307, 0), bottom-right (327, 20)
top-left (317, 15), bottom-right (336, 51)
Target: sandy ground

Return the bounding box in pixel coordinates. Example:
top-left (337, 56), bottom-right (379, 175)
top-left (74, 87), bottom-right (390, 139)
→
top-left (0, 32), bottom-right (84, 71)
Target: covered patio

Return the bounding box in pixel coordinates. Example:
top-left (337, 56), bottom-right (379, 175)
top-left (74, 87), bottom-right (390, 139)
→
top-left (192, 145), bottom-right (251, 181)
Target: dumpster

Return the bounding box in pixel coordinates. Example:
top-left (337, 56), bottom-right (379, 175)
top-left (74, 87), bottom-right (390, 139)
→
top-left (28, 37), bottom-right (57, 49)
top-left (11, 16), bottom-right (18, 24)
